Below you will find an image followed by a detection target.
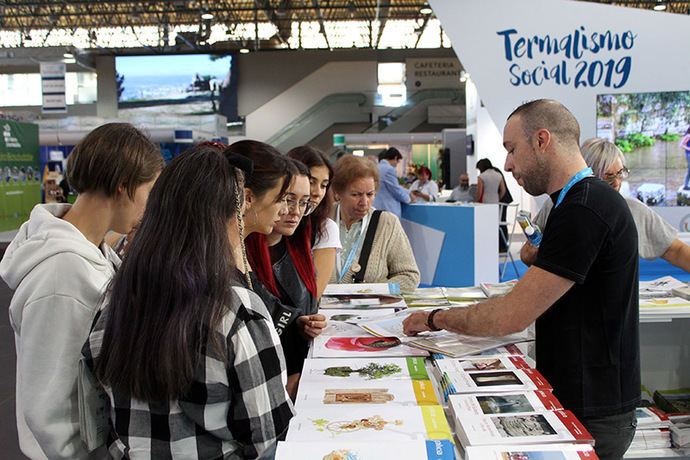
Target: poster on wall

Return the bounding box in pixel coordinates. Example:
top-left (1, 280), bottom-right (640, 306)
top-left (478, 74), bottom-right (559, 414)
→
top-left (116, 54), bottom-right (238, 124)
top-left (597, 90), bottom-right (690, 206)
top-left (0, 120), bottom-right (41, 231)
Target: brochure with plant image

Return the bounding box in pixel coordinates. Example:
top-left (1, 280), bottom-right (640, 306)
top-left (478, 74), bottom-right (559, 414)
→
top-left (301, 357), bottom-right (430, 382)
top-left (320, 309), bottom-right (396, 337)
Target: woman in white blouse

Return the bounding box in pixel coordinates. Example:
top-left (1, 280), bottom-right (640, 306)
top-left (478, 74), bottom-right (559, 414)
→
top-left (409, 165), bottom-right (439, 202)
top-left (288, 146), bottom-right (341, 298)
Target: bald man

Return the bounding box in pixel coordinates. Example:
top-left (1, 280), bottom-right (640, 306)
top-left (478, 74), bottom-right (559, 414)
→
top-left (404, 99), bottom-right (639, 460)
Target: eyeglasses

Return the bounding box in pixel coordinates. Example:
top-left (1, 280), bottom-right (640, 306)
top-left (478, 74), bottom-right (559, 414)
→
top-left (286, 197), bottom-right (315, 216)
top-left (603, 166), bottom-right (630, 182)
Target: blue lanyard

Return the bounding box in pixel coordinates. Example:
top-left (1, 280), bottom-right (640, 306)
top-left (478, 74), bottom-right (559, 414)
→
top-left (554, 167), bottom-right (593, 209)
top-left (336, 206), bottom-right (369, 282)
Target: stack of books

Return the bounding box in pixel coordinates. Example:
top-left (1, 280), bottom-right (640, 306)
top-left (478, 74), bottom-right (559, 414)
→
top-left (626, 407), bottom-right (673, 453)
top-left (670, 414), bottom-right (690, 448)
top-left (432, 345), bottom-right (595, 455)
top-left (638, 276), bottom-right (690, 320)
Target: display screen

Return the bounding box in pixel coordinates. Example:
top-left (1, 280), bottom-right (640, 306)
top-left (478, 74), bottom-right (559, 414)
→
top-left (596, 90), bottom-right (690, 205)
top-left (115, 54), bottom-right (238, 121)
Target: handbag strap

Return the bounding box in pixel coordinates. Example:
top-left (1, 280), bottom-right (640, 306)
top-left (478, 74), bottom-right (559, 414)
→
top-left (353, 210), bottom-right (382, 283)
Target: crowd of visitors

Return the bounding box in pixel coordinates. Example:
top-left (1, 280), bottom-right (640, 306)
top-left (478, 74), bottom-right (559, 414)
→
top-left (3, 98), bottom-right (682, 459)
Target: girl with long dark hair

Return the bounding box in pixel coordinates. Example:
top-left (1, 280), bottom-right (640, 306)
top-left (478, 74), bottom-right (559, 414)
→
top-left (245, 159), bottom-right (327, 399)
top-left (286, 145), bottom-right (339, 299)
top-left (83, 144), bottom-right (294, 459)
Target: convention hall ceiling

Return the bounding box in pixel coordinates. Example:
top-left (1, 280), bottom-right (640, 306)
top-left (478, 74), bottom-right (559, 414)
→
top-left (0, 0), bottom-right (688, 51)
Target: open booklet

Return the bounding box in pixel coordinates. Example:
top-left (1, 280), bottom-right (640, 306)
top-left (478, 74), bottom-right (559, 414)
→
top-left (275, 439), bottom-right (456, 460)
top-left (320, 309), bottom-right (397, 337)
top-left (286, 405), bottom-right (451, 442)
top-left (357, 309), bottom-right (533, 358)
top-left (464, 443), bottom-right (597, 459)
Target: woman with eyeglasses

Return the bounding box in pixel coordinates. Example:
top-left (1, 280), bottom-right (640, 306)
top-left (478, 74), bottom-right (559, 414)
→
top-left (245, 159), bottom-right (326, 399)
top-left (287, 145), bottom-right (339, 299)
top-left (521, 138), bottom-right (690, 273)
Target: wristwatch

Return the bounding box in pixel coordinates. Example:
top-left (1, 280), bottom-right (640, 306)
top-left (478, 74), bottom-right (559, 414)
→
top-left (426, 308), bottom-right (443, 331)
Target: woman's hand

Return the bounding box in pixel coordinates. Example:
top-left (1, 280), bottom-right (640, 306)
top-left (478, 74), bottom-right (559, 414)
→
top-left (297, 314), bottom-right (327, 339)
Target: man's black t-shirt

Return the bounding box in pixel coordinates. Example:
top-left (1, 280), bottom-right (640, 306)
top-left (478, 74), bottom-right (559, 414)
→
top-left (533, 176), bottom-right (640, 418)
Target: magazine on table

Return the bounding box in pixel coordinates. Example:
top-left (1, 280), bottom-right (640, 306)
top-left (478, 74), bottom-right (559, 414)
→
top-left (320, 309), bottom-right (396, 337)
top-left (639, 276), bottom-right (687, 298)
top-left (464, 442), bottom-right (597, 459)
top-left (285, 405), bottom-right (452, 442)
top-left (310, 335), bottom-right (429, 358)
top-left (321, 283), bottom-right (406, 309)
top-left (438, 367), bottom-right (551, 394)
top-left (454, 409), bottom-right (593, 447)
top-left (448, 390), bottom-right (562, 418)
top-left (295, 376), bottom-right (439, 408)
top-left (635, 407), bottom-right (671, 430)
top-left (357, 309), bottom-right (533, 358)
top-left (275, 439), bottom-right (456, 460)
top-left (301, 357), bottom-right (430, 383)
top-left (480, 280), bottom-right (518, 297)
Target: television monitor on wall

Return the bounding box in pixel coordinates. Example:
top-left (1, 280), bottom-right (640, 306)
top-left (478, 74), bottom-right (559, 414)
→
top-left (115, 54), bottom-right (238, 121)
top-left (596, 90), bottom-right (690, 206)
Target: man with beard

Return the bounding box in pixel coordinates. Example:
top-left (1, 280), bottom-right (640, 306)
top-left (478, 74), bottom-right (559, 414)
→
top-left (403, 99), bottom-right (640, 460)
top-left (447, 173), bottom-right (476, 202)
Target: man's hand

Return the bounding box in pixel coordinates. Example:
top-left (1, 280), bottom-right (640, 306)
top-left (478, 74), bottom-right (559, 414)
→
top-left (297, 314), bottom-right (327, 339)
top-left (520, 241), bottom-right (538, 266)
top-left (409, 191), bottom-right (417, 203)
top-left (402, 310), bottom-right (432, 336)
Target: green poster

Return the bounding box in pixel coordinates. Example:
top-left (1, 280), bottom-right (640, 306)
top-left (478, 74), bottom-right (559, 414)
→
top-left (0, 120), bottom-right (41, 231)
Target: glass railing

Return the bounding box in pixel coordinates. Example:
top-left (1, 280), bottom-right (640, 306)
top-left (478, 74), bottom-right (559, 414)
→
top-left (266, 92), bottom-right (368, 147)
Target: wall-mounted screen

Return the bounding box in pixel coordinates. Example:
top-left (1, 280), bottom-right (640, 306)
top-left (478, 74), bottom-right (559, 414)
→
top-left (115, 54), bottom-right (238, 122)
top-left (596, 90), bottom-right (690, 205)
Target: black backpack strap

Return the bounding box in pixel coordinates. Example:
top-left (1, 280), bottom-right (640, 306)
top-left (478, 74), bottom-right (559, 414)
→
top-left (353, 210), bottom-right (382, 283)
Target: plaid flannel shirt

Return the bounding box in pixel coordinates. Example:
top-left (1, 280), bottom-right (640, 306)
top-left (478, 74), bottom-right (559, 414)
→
top-left (82, 286), bottom-right (295, 459)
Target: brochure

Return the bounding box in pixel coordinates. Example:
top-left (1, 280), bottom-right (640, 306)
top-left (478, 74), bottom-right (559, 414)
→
top-left (635, 407), bottom-right (671, 430)
top-left (295, 378), bottom-right (439, 408)
top-left (358, 309), bottom-right (533, 358)
top-left (440, 355), bottom-right (531, 372)
top-left (324, 283), bottom-right (402, 296)
top-left (321, 309), bottom-right (395, 337)
top-left (639, 276), bottom-right (686, 298)
top-left (629, 428), bottom-right (672, 451)
top-left (275, 439), bottom-right (456, 460)
top-left (438, 367), bottom-right (552, 394)
top-left (301, 357), bottom-right (430, 382)
top-left (311, 336), bottom-right (429, 358)
top-left (480, 280), bottom-right (518, 297)
top-left (464, 443), bottom-right (597, 459)
top-left (286, 405), bottom-right (452, 442)
top-left (454, 409), bottom-right (593, 447)
top-left (448, 391), bottom-right (562, 417)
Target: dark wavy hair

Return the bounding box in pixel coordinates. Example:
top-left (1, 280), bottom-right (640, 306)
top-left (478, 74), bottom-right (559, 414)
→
top-left (287, 145), bottom-right (334, 243)
top-left (94, 144), bottom-right (245, 401)
top-left (226, 140), bottom-right (297, 200)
